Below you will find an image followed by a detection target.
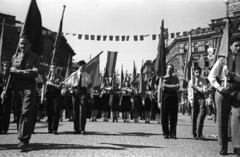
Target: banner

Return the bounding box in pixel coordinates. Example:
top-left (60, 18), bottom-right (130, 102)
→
top-left (106, 51), bottom-right (118, 75)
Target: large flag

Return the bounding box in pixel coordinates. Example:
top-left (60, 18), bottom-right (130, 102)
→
top-left (212, 35), bottom-right (221, 66)
top-left (154, 20), bottom-right (166, 77)
top-left (154, 20), bottom-right (166, 104)
top-left (130, 61), bottom-right (136, 87)
top-left (0, 18), bottom-right (5, 72)
top-left (183, 34), bottom-right (193, 88)
top-left (19, 0), bottom-right (43, 56)
top-left (85, 51), bottom-right (103, 88)
top-left (215, 20), bottom-right (229, 59)
top-left (106, 51), bottom-right (118, 75)
top-left (51, 5), bottom-right (66, 64)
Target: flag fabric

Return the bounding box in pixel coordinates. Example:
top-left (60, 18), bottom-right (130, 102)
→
top-left (100, 68), bottom-right (108, 90)
top-left (20, 0), bottom-right (43, 56)
top-left (106, 51), bottom-right (118, 75)
top-left (51, 6), bottom-right (66, 64)
top-left (0, 18), bottom-right (5, 72)
top-left (64, 54), bottom-right (72, 79)
top-left (119, 65), bottom-right (124, 89)
top-left (183, 35), bottom-right (193, 83)
top-left (85, 52), bottom-right (103, 88)
top-left (214, 21), bottom-right (229, 60)
top-left (130, 61), bottom-right (136, 87)
top-left (198, 54), bottom-right (205, 69)
top-left (154, 20), bottom-right (166, 77)
top-left (139, 66), bottom-right (145, 97)
top-left (212, 35), bottom-right (221, 66)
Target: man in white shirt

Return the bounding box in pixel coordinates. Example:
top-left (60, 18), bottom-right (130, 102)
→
top-left (188, 66), bottom-right (208, 140)
top-left (208, 36), bottom-right (240, 156)
top-left (63, 60), bottom-right (94, 134)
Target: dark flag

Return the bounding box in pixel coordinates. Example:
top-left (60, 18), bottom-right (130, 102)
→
top-left (78, 34), bottom-right (82, 40)
top-left (183, 35), bottom-right (193, 84)
top-left (154, 20), bottom-right (166, 104)
top-left (64, 54), bottom-right (72, 79)
top-left (213, 21), bottom-right (229, 62)
top-left (139, 66), bottom-right (145, 97)
top-left (20, 0), bottom-right (43, 56)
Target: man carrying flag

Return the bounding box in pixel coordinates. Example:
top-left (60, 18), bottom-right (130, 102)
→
top-left (154, 20), bottom-right (179, 139)
top-left (1, 0), bottom-right (42, 148)
top-left (208, 23), bottom-right (240, 155)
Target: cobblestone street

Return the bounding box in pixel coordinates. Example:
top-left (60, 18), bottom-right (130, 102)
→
top-left (0, 114), bottom-right (237, 157)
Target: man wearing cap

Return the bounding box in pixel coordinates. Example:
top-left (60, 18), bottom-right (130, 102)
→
top-left (208, 36), bottom-right (240, 156)
top-left (63, 60), bottom-right (94, 134)
top-left (45, 62), bottom-right (63, 135)
top-left (0, 61), bottom-right (12, 134)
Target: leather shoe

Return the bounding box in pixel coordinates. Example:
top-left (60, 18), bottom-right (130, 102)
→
top-left (80, 130), bottom-right (86, 134)
top-left (53, 130), bottom-right (58, 135)
top-left (170, 135), bottom-right (177, 139)
top-left (18, 140), bottom-right (29, 148)
top-left (198, 135), bottom-right (205, 140)
top-left (48, 130), bottom-right (53, 133)
top-left (219, 148), bottom-right (227, 155)
top-left (164, 135), bottom-right (169, 139)
top-left (73, 131), bottom-right (81, 134)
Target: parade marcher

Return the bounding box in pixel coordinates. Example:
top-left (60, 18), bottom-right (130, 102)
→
top-left (45, 62), bottom-right (63, 134)
top-left (120, 90), bottom-right (131, 122)
top-left (62, 60), bottom-right (94, 134)
top-left (206, 93), bottom-right (215, 120)
top-left (208, 36), bottom-right (240, 156)
top-left (0, 61), bottom-right (12, 134)
top-left (7, 35), bottom-right (40, 148)
top-left (109, 83), bottom-right (121, 122)
top-left (143, 85), bottom-right (152, 123)
top-left (131, 88), bottom-right (142, 123)
top-left (188, 66), bottom-right (208, 140)
top-left (91, 90), bottom-right (100, 122)
top-left (159, 64), bottom-right (180, 139)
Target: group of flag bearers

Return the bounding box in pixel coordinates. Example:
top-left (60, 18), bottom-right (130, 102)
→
top-left (0, 0), bottom-right (239, 156)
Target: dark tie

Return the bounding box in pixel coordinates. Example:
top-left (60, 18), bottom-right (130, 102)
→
top-left (78, 73), bottom-right (82, 88)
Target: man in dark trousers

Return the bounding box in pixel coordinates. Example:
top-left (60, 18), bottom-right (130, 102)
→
top-left (9, 35), bottom-right (40, 148)
top-left (159, 64), bottom-right (180, 139)
top-left (0, 61), bottom-right (12, 134)
top-left (188, 66), bottom-right (208, 140)
top-left (208, 36), bottom-right (240, 156)
top-left (63, 60), bottom-right (94, 134)
top-left (46, 62), bottom-right (63, 135)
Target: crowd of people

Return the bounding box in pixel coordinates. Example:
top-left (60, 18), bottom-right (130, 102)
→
top-left (0, 34), bottom-right (239, 156)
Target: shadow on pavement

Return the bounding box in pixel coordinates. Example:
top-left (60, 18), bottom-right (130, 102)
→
top-left (0, 143), bottom-right (125, 152)
top-left (101, 143), bottom-right (162, 149)
top-left (81, 131), bottom-right (161, 137)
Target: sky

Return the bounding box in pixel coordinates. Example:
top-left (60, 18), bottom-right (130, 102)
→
top-left (0, 0), bottom-right (226, 74)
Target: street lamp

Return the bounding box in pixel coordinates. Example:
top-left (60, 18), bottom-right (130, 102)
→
top-left (223, 0), bottom-right (230, 17)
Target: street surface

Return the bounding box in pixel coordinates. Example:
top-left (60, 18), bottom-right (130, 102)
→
top-left (0, 113), bottom-right (237, 157)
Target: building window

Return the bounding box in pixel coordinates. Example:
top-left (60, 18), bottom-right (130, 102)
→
top-left (194, 43), bottom-right (198, 52)
top-left (205, 42), bottom-right (209, 52)
top-left (184, 44), bottom-right (188, 53)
